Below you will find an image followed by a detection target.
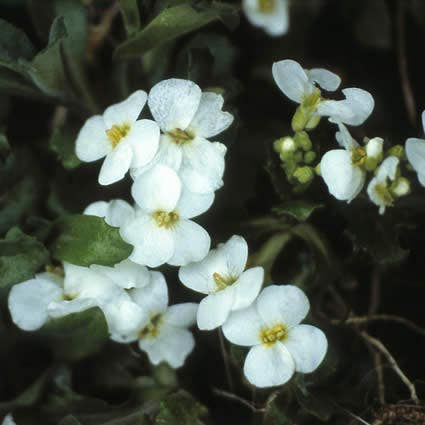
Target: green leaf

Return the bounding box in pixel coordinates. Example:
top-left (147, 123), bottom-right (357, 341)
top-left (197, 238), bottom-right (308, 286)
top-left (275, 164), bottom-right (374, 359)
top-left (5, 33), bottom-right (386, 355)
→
top-left (0, 228), bottom-right (49, 290)
top-left (39, 307), bottom-right (108, 362)
top-left (155, 390), bottom-right (207, 425)
top-left (51, 215), bottom-right (132, 267)
top-left (119, 0), bottom-right (141, 36)
top-left (0, 67), bottom-right (44, 100)
top-left (49, 125), bottom-right (81, 169)
top-left (114, 3), bottom-right (239, 60)
top-left (273, 201), bottom-right (323, 222)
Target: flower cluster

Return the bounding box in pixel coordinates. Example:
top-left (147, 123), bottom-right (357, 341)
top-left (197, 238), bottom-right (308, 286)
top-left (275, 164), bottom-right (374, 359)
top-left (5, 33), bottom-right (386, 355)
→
top-left (8, 77), bottom-right (328, 389)
top-left (272, 59), bottom-right (422, 214)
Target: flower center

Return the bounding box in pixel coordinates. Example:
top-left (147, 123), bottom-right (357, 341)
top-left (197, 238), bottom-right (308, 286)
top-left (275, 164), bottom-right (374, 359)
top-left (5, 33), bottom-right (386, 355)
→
top-left (106, 123), bottom-right (131, 148)
top-left (45, 264), bottom-right (64, 277)
top-left (139, 314), bottom-right (163, 339)
top-left (375, 183), bottom-right (394, 207)
top-left (167, 128), bottom-right (194, 145)
top-left (258, 0), bottom-right (276, 13)
top-left (213, 272), bottom-right (237, 291)
top-left (260, 323), bottom-right (288, 346)
top-left (153, 210), bottom-right (179, 228)
top-left (351, 147), bottom-right (367, 167)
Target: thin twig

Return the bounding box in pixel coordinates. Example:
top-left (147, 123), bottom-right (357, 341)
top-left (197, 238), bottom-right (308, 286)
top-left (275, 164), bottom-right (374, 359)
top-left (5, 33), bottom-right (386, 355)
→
top-left (212, 388), bottom-right (264, 413)
top-left (396, 0), bottom-right (417, 127)
top-left (218, 329), bottom-right (234, 392)
top-left (360, 331), bottom-right (419, 404)
top-left (334, 314), bottom-right (425, 339)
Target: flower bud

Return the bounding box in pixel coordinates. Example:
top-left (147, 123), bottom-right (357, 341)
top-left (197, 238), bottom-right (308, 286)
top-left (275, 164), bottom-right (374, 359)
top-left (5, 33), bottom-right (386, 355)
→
top-left (293, 166), bottom-right (314, 184)
top-left (366, 137), bottom-right (383, 160)
top-left (292, 106), bottom-right (309, 132)
top-left (387, 145), bottom-right (405, 160)
top-left (294, 131), bottom-right (312, 151)
top-left (391, 177), bottom-right (410, 197)
top-left (304, 151), bottom-right (316, 164)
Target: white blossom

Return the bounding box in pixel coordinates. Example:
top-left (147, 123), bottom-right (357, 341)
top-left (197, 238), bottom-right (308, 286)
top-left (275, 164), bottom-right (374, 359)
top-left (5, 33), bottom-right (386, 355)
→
top-left (242, 0), bottom-right (289, 37)
top-left (367, 156), bottom-right (399, 214)
top-left (76, 90), bottom-right (160, 185)
top-left (132, 79), bottom-right (233, 194)
top-left (126, 271), bottom-right (198, 368)
top-left (406, 111), bottom-right (425, 187)
top-left (179, 235), bottom-right (264, 330)
top-left (273, 59), bottom-right (374, 126)
top-left (84, 199), bottom-right (135, 227)
top-left (8, 265), bottom-right (146, 342)
top-left (222, 285), bottom-right (327, 388)
top-left (320, 123), bottom-right (366, 201)
top-left (120, 164), bottom-right (212, 267)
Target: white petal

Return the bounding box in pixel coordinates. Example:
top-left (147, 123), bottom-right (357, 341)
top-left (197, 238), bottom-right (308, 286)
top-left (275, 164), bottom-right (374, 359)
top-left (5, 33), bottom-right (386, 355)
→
top-left (334, 122), bottom-right (359, 150)
top-left (75, 115), bottom-right (111, 162)
top-left (104, 199), bottom-right (135, 227)
top-left (167, 220), bottom-right (211, 266)
top-left (320, 149), bottom-right (365, 202)
top-left (189, 92), bottom-right (234, 138)
top-left (197, 289), bottom-right (234, 330)
top-left (231, 267), bottom-right (264, 311)
top-left (176, 187), bottom-right (214, 219)
top-left (2, 414), bottom-right (16, 425)
top-left (244, 343), bottom-right (295, 388)
top-left (272, 59), bottom-right (310, 103)
top-left (180, 138), bottom-right (227, 193)
top-left (163, 303), bottom-right (198, 328)
top-left (222, 305), bottom-right (263, 346)
top-left (120, 214), bottom-right (175, 268)
top-left (220, 235), bottom-right (248, 277)
top-left (8, 277), bottom-right (63, 331)
top-left (376, 156), bottom-right (399, 180)
top-left (318, 88), bottom-right (374, 126)
top-left (84, 201), bottom-right (108, 217)
top-left (148, 79), bottom-right (202, 132)
top-left (98, 142), bottom-right (133, 185)
top-left (130, 271), bottom-right (169, 315)
top-left (130, 134), bottom-right (183, 179)
top-left (126, 119), bottom-right (160, 169)
top-left (103, 295), bottom-right (147, 342)
top-left (307, 68), bottom-right (341, 92)
top-left (103, 90), bottom-right (147, 128)
top-left (257, 285), bottom-right (310, 329)
top-left (419, 172), bottom-right (425, 187)
top-left (91, 259), bottom-right (150, 289)
top-left (131, 164), bottom-right (181, 212)
top-left (406, 138), bottom-right (425, 174)
top-left (284, 324), bottom-right (328, 373)
top-left (47, 298), bottom-right (96, 318)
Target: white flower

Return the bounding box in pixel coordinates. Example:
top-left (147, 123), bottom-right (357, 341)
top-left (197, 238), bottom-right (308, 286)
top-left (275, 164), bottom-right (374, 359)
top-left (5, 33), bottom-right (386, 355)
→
top-left (222, 285), bottom-right (327, 388)
top-left (127, 271), bottom-right (198, 368)
top-left (135, 79), bottom-right (233, 194)
top-left (76, 90), bottom-right (160, 185)
top-left (320, 123), bottom-right (366, 202)
top-left (84, 199), bottom-right (135, 227)
top-left (367, 156), bottom-right (399, 214)
top-left (179, 235), bottom-right (264, 330)
top-left (406, 112), bottom-right (425, 187)
top-left (8, 265), bottom-right (146, 342)
top-left (242, 0), bottom-right (289, 37)
top-left (273, 59), bottom-right (374, 126)
top-left (2, 414), bottom-right (16, 425)
top-left (120, 164), bottom-right (212, 267)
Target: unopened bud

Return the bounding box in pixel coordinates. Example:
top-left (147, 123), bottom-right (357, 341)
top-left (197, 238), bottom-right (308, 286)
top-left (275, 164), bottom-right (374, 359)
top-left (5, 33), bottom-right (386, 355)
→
top-left (304, 151), bottom-right (316, 164)
top-left (294, 131), bottom-right (312, 151)
top-left (387, 145), bottom-right (405, 160)
top-left (293, 166), bottom-right (314, 184)
top-left (391, 177), bottom-right (410, 197)
top-left (366, 137), bottom-right (384, 160)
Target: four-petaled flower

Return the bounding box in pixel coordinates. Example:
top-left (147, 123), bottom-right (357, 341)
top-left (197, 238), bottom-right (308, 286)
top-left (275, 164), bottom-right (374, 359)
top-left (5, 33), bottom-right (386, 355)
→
top-left (222, 285), bottom-right (327, 388)
top-left (76, 90), bottom-right (160, 185)
top-left (179, 235), bottom-right (264, 330)
top-left (120, 164), bottom-right (212, 267)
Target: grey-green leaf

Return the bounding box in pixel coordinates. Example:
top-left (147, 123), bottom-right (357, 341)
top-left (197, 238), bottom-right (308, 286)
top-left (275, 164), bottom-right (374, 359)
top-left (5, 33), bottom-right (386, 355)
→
top-left (51, 215), bottom-right (133, 267)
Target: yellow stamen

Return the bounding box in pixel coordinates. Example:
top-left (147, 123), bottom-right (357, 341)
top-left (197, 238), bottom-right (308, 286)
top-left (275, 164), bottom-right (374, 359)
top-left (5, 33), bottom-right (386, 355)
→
top-left (167, 128), bottom-right (194, 145)
top-left (375, 183), bottom-right (394, 207)
top-left (153, 210), bottom-right (179, 228)
top-left (106, 123), bottom-right (131, 148)
top-left (139, 314), bottom-right (163, 339)
top-left (260, 323), bottom-right (288, 346)
top-left (351, 147), bottom-right (367, 167)
top-left (258, 0), bottom-right (276, 13)
top-left (213, 272), bottom-right (237, 291)
top-left (45, 264), bottom-right (64, 277)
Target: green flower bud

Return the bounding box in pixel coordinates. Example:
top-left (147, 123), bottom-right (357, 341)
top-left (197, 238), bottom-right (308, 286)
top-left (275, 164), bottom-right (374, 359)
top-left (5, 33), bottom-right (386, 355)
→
top-left (294, 131), bottom-right (312, 151)
top-left (315, 163), bottom-right (321, 176)
top-left (391, 177), bottom-right (410, 197)
top-left (387, 145), bottom-right (405, 160)
top-left (365, 157), bottom-right (379, 172)
top-left (304, 151), bottom-right (316, 164)
top-left (293, 166), bottom-right (315, 184)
